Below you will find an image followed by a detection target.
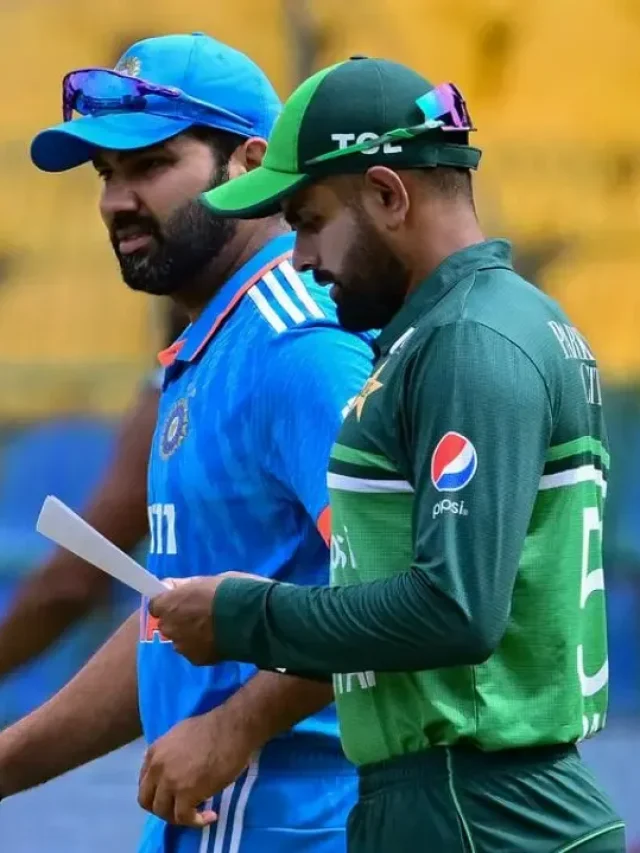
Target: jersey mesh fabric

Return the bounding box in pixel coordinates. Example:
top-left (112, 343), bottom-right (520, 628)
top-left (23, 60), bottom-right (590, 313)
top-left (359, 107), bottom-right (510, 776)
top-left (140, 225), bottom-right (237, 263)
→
top-left (328, 240), bottom-right (609, 765)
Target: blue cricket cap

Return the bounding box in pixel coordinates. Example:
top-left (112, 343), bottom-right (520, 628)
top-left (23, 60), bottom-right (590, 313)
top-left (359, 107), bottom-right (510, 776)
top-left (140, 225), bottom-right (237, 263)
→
top-left (31, 33), bottom-right (282, 173)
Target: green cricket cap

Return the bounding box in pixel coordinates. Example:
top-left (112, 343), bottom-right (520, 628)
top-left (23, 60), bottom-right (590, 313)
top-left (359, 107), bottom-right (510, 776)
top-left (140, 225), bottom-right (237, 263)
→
top-left (201, 56), bottom-right (482, 219)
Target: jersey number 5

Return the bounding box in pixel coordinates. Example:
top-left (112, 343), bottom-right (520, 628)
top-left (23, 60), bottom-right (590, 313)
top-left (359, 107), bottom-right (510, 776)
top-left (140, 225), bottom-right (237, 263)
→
top-left (578, 505), bottom-right (608, 738)
top-left (148, 503), bottom-right (177, 555)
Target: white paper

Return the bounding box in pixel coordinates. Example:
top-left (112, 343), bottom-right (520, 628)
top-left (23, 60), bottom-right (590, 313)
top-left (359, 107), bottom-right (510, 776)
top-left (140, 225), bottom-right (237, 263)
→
top-left (37, 495), bottom-right (166, 598)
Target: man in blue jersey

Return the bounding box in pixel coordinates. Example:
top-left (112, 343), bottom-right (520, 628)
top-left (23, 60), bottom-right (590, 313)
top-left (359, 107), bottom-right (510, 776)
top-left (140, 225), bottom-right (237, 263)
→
top-left (0, 34), bottom-right (372, 853)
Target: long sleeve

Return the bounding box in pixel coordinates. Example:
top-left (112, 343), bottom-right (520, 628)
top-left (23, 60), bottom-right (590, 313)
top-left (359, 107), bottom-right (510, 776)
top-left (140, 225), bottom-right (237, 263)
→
top-left (214, 322), bottom-right (553, 674)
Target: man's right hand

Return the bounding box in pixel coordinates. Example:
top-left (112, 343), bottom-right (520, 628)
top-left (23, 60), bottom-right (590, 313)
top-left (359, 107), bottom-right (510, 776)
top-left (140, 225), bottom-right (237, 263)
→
top-left (149, 573), bottom-right (271, 666)
top-left (138, 707), bottom-right (256, 828)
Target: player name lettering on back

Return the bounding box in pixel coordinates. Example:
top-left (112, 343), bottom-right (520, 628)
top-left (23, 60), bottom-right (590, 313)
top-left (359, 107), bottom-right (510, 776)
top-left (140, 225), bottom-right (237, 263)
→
top-left (334, 671), bottom-right (377, 695)
top-left (548, 321), bottom-right (602, 406)
top-left (548, 321), bottom-right (595, 361)
top-left (581, 364), bottom-right (602, 407)
top-left (331, 132), bottom-right (403, 156)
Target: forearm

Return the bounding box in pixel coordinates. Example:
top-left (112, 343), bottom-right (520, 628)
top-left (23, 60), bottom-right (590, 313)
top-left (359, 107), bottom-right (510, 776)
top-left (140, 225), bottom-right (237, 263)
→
top-left (219, 670), bottom-right (333, 751)
top-left (210, 324), bottom-right (547, 678)
top-left (215, 569), bottom-right (508, 674)
top-left (0, 611), bottom-right (141, 797)
top-left (0, 407), bottom-right (150, 677)
top-left (0, 553), bottom-right (111, 677)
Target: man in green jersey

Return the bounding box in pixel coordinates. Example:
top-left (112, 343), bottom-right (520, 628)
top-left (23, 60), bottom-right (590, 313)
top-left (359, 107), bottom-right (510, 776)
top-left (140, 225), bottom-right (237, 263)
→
top-left (149, 57), bottom-right (625, 852)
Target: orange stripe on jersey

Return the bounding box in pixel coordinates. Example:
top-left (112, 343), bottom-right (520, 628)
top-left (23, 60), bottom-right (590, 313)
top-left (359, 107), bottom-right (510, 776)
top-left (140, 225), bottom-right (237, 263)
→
top-left (156, 249), bottom-right (294, 368)
top-left (316, 505), bottom-right (331, 547)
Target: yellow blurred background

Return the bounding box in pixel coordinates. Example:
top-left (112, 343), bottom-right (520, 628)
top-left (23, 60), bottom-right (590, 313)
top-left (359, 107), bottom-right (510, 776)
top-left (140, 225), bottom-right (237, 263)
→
top-left (1, 5), bottom-right (640, 850)
top-left (0, 0), bottom-right (639, 418)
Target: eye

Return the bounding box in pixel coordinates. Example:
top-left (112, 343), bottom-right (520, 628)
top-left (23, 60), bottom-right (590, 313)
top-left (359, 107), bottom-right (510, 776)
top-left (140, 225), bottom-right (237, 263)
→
top-left (133, 156), bottom-right (170, 177)
top-left (96, 166), bottom-right (113, 183)
top-left (296, 215), bottom-right (323, 235)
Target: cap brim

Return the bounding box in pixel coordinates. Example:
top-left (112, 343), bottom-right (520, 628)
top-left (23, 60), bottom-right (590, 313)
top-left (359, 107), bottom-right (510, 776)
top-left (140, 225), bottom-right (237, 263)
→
top-left (200, 166), bottom-right (310, 219)
top-left (31, 112), bottom-right (194, 173)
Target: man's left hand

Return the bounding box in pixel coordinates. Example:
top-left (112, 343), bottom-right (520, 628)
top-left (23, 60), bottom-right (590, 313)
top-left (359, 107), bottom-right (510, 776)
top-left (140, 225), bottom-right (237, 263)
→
top-left (149, 573), bottom-right (267, 666)
top-left (138, 708), bottom-right (254, 828)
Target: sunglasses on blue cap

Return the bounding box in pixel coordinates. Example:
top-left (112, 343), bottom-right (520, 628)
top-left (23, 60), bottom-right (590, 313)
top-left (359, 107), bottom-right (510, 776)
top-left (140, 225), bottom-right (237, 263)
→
top-left (62, 67), bottom-right (253, 131)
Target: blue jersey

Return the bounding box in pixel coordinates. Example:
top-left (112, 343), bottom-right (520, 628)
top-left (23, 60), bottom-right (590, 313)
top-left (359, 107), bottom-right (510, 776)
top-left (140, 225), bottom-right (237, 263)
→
top-left (137, 233), bottom-right (372, 852)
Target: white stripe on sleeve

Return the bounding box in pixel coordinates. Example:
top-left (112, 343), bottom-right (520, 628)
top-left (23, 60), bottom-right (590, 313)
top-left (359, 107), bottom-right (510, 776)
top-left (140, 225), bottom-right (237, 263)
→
top-left (262, 270), bottom-right (307, 323)
top-left (247, 286), bottom-right (287, 333)
top-left (279, 261), bottom-right (324, 318)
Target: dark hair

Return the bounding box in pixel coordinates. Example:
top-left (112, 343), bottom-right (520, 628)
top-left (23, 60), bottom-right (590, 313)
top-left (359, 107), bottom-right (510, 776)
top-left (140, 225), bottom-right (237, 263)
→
top-left (420, 166), bottom-right (474, 204)
top-left (184, 126), bottom-right (246, 165)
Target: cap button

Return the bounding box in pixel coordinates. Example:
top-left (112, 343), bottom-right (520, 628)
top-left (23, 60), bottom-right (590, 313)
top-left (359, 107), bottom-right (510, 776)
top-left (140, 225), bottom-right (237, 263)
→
top-left (191, 31), bottom-right (206, 36)
top-left (349, 54), bottom-right (368, 60)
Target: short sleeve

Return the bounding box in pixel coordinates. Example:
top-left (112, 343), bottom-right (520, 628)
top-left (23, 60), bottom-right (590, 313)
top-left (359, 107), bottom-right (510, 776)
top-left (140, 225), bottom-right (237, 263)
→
top-left (260, 326), bottom-right (372, 530)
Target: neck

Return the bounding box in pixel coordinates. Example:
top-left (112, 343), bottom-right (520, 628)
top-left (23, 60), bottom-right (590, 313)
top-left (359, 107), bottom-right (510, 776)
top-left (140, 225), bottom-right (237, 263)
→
top-left (174, 218), bottom-right (289, 320)
top-left (404, 203), bottom-right (485, 298)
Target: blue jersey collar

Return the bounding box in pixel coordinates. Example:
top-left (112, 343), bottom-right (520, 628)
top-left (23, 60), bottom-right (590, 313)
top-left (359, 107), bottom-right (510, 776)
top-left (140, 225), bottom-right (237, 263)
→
top-left (159, 232), bottom-right (294, 367)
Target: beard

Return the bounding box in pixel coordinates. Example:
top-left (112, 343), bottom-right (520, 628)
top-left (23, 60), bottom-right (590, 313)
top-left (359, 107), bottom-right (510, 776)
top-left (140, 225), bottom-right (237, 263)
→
top-left (314, 207), bottom-right (410, 332)
top-left (109, 166), bottom-right (237, 296)
top-left (321, 206), bottom-right (410, 333)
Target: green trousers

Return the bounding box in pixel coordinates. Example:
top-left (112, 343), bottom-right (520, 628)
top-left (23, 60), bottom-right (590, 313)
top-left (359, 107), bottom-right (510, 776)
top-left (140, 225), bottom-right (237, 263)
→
top-left (348, 744), bottom-right (625, 853)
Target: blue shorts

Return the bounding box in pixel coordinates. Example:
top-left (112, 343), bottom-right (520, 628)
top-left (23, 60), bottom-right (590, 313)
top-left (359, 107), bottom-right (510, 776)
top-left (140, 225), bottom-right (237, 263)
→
top-left (138, 748), bottom-right (356, 853)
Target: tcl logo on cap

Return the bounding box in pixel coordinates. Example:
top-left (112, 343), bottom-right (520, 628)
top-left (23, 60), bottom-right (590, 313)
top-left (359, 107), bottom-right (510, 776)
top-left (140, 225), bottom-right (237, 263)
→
top-left (431, 432), bottom-right (477, 492)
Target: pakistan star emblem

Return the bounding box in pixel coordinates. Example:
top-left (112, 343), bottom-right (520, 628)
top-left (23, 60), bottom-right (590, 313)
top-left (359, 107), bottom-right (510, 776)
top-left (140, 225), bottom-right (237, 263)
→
top-left (353, 363), bottom-right (386, 421)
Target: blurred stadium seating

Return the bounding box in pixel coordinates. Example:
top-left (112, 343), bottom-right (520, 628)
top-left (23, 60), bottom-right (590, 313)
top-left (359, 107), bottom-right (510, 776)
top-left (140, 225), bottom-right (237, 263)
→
top-left (0, 418), bottom-right (116, 573)
top-left (0, 1), bottom-right (638, 850)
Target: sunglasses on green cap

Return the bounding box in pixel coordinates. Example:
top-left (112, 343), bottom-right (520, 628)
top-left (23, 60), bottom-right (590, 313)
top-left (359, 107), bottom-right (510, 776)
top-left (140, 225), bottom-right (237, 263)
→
top-left (201, 60), bottom-right (482, 220)
top-left (305, 83), bottom-right (475, 166)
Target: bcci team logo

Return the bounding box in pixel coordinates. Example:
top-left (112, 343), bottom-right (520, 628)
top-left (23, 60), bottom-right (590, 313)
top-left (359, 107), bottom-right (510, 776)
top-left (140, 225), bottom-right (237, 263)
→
top-left (115, 56), bottom-right (141, 77)
top-left (160, 398), bottom-right (189, 460)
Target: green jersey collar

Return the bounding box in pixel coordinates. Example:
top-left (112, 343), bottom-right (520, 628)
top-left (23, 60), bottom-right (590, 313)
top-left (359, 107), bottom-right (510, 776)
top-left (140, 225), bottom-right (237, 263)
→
top-left (375, 239), bottom-right (514, 356)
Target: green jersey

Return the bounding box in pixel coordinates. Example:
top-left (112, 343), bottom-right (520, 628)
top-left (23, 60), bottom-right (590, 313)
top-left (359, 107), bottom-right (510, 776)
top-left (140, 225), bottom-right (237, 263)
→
top-left (214, 240), bottom-right (610, 768)
top-left (328, 240), bottom-right (609, 764)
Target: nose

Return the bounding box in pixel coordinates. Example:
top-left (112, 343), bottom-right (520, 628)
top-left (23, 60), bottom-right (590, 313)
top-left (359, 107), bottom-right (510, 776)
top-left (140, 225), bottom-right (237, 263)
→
top-left (99, 179), bottom-right (139, 222)
top-left (292, 233), bottom-right (319, 273)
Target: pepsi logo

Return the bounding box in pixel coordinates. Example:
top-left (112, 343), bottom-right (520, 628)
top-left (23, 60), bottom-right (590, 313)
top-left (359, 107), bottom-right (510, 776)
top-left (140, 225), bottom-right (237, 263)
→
top-left (431, 432), bottom-right (477, 492)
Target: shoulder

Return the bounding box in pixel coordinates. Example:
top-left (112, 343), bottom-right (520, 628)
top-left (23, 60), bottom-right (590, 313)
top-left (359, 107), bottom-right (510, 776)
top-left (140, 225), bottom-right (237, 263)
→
top-left (398, 319), bottom-right (552, 413)
top-left (242, 261), bottom-right (374, 376)
top-left (460, 267), bottom-right (584, 369)
top-left (404, 267), bottom-right (584, 389)
top-left (241, 258), bottom-right (331, 336)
